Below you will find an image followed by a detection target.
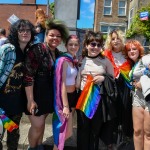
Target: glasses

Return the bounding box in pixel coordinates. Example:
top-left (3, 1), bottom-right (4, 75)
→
top-left (90, 42), bottom-right (101, 48)
top-left (18, 29), bottom-right (31, 34)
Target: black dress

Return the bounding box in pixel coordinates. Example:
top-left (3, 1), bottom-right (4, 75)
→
top-left (24, 43), bottom-right (61, 116)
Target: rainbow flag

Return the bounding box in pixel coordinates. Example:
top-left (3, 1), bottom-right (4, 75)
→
top-left (104, 50), bottom-right (131, 88)
top-left (0, 108), bottom-right (18, 132)
top-left (76, 75), bottom-right (101, 119)
top-left (0, 115), bottom-right (18, 132)
top-left (52, 54), bottom-right (74, 150)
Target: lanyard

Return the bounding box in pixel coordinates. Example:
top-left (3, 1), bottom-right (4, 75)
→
top-left (129, 61), bottom-right (138, 90)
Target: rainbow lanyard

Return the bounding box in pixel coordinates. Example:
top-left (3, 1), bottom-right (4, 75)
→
top-left (129, 61), bottom-right (138, 90)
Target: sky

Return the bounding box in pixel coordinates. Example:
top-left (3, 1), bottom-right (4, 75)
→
top-left (0, 0), bottom-right (95, 29)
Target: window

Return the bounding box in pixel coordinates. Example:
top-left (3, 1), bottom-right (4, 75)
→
top-left (104, 0), bottom-right (112, 15)
top-left (101, 25), bottom-right (126, 34)
top-left (118, 0), bottom-right (126, 16)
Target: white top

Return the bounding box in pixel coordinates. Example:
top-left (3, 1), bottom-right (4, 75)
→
top-left (66, 63), bottom-right (77, 86)
top-left (79, 56), bottom-right (114, 90)
top-left (112, 51), bottom-right (126, 66)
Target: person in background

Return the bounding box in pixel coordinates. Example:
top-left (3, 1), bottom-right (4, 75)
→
top-left (0, 19), bottom-right (35, 150)
top-left (76, 31), bottom-right (114, 150)
top-left (53, 35), bottom-right (80, 150)
top-left (125, 40), bottom-right (150, 150)
top-left (104, 29), bottom-right (133, 146)
top-left (0, 28), bottom-right (7, 46)
top-left (24, 18), bottom-right (69, 150)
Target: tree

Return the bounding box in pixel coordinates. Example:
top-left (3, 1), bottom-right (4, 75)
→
top-left (50, 2), bottom-right (54, 16)
top-left (126, 4), bottom-right (150, 40)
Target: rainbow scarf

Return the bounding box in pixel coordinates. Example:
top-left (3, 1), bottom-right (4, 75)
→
top-left (76, 75), bottom-right (100, 119)
top-left (104, 50), bottom-right (131, 88)
top-left (52, 54), bottom-right (74, 150)
top-left (0, 108), bottom-right (18, 132)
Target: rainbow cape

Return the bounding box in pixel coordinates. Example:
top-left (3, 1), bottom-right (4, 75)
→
top-left (52, 54), bottom-right (74, 150)
top-left (104, 50), bottom-right (132, 88)
top-left (76, 75), bottom-right (101, 119)
top-left (0, 108), bottom-right (18, 132)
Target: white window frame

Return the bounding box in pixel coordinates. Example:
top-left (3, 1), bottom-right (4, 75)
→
top-left (103, 0), bottom-right (112, 15)
top-left (118, 0), bottom-right (127, 16)
top-left (100, 23), bottom-right (126, 35)
top-left (128, 8), bottom-right (134, 28)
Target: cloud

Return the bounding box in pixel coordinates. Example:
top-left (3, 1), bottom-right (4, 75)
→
top-left (83, 0), bottom-right (90, 3)
top-left (89, 2), bottom-right (95, 13)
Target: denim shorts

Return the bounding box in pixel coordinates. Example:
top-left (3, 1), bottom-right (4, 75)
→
top-left (132, 89), bottom-right (150, 111)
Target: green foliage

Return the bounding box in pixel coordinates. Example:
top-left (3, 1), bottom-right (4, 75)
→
top-left (50, 2), bottom-right (54, 16)
top-left (126, 4), bottom-right (150, 40)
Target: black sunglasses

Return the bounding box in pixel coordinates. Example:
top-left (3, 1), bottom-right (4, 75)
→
top-left (90, 42), bottom-right (101, 48)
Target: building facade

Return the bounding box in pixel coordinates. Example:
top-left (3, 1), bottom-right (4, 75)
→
top-left (128, 0), bottom-right (150, 28)
top-left (0, 0), bottom-right (48, 34)
top-left (94, 0), bottom-right (129, 34)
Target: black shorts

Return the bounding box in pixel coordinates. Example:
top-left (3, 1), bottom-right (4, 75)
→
top-left (67, 90), bottom-right (78, 108)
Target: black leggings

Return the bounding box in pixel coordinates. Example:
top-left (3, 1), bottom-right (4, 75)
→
top-left (0, 114), bottom-right (22, 150)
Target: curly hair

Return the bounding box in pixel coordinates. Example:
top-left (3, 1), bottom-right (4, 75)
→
top-left (7, 19), bottom-right (36, 47)
top-left (45, 18), bottom-right (69, 43)
top-left (124, 40), bottom-right (144, 62)
top-left (104, 29), bottom-right (125, 51)
top-left (82, 30), bottom-right (104, 58)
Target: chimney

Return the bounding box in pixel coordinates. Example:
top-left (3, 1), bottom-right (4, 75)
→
top-left (23, 0), bottom-right (36, 4)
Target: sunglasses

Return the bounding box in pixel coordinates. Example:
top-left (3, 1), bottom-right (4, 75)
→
top-left (90, 42), bottom-right (101, 48)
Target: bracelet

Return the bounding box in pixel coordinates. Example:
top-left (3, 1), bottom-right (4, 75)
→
top-left (63, 105), bottom-right (69, 108)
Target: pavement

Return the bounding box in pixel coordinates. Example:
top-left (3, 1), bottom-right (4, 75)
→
top-left (2, 112), bottom-right (108, 150)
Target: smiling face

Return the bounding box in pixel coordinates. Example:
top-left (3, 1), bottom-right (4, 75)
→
top-left (86, 41), bottom-right (102, 57)
top-left (45, 29), bottom-right (62, 50)
top-left (111, 32), bottom-right (123, 53)
top-left (66, 38), bottom-right (79, 57)
top-left (127, 44), bottom-right (140, 62)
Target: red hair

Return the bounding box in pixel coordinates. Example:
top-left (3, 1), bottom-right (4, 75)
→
top-left (125, 40), bottom-right (144, 60)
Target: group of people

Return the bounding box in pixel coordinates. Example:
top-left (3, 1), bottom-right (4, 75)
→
top-left (0, 17), bottom-right (150, 150)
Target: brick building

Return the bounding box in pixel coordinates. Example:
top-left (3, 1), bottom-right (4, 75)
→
top-left (94, 0), bottom-right (129, 34)
top-left (0, 0), bottom-right (49, 34)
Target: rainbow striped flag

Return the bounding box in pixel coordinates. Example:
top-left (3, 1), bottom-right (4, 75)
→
top-left (76, 75), bottom-right (101, 119)
top-left (0, 115), bottom-right (18, 132)
top-left (104, 50), bottom-right (131, 88)
top-left (0, 108), bottom-right (18, 132)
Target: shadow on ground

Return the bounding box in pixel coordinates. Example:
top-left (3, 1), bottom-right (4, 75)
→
top-left (43, 145), bottom-right (77, 150)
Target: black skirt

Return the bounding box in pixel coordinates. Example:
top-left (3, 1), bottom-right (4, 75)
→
top-left (25, 74), bottom-right (54, 116)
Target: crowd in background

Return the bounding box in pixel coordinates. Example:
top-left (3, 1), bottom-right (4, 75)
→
top-left (0, 8), bottom-right (150, 150)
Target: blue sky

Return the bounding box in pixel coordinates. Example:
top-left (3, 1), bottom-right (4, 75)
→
top-left (77, 0), bottom-right (95, 29)
top-left (0, 0), bottom-right (95, 29)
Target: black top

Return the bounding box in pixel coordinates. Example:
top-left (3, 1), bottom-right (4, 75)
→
top-left (0, 45), bottom-right (26, 115)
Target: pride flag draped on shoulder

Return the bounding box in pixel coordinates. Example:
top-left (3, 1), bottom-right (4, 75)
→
top-left (52, 54), bottom-right (74, 150)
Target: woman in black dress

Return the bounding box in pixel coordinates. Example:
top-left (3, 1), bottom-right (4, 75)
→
top-left (24, 19), bottom-right (69, 150)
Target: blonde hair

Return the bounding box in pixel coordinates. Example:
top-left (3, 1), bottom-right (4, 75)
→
top-left (104, 29), bottom-right (125, 51)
